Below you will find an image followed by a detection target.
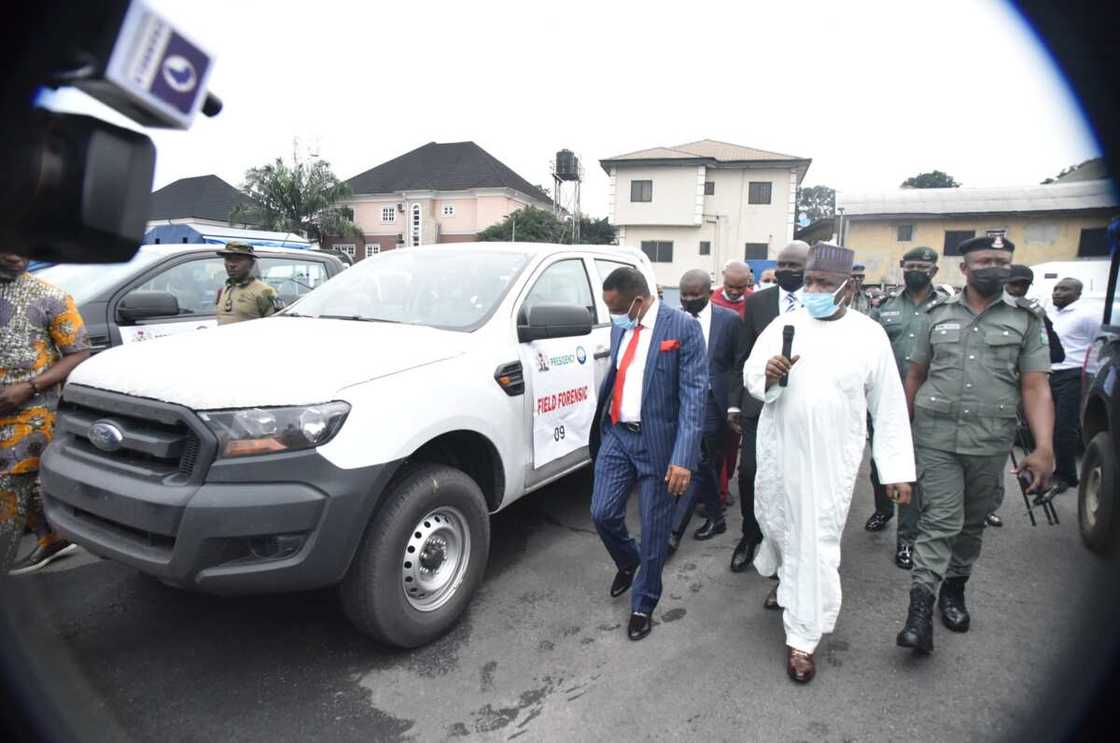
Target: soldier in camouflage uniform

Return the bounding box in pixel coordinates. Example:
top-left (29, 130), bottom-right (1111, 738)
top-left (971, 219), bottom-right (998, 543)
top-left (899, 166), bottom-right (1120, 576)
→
top-left (896, 235), bottom-right (1054, 655)
top-left (864, 246), bottom-right (948, 571)
top-left (215, 242), bottom-right (282, 325)
top-left (0, 252), bottom-right (90, 574)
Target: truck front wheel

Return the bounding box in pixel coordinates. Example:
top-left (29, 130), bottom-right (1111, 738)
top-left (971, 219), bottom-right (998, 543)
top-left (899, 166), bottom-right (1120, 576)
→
top-left (1079, 431), bottom-right (1118, 555)
top-left (340, 463), bottom-right (491, 648)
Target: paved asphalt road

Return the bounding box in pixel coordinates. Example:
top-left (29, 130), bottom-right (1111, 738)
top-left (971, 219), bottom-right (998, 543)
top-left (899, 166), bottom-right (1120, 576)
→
top-left (8, 453), bottom-right (1117, 742)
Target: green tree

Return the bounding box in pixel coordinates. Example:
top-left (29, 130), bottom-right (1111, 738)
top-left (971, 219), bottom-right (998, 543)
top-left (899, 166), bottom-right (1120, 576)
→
top-left (478, 206), bottom-right (564, 242)
top-left (1041, 164), bottom-right (1078, 184)
top-left (900, 170), bottom-right (961, 188)
top-left (232, 150), bottom-right (361, 242)
top-left (578, 216), bottom-right (616, 244)
top-left (797, 185), bottom-right (835, 223)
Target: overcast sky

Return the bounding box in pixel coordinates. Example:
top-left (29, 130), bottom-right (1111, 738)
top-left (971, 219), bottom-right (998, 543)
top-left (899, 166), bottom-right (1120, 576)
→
top-left (47, 0), bottom-right (1101, 219)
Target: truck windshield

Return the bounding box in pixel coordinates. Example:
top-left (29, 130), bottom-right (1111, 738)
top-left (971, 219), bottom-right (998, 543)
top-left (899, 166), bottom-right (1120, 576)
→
top-left (287, 248), bottom-right (530, 331)
top-left (35, 249), bottom-right (168, 305)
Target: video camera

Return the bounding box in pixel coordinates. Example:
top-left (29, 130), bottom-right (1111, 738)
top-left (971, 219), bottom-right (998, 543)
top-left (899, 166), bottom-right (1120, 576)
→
top-left (0, 0), bottom-right (220, 263)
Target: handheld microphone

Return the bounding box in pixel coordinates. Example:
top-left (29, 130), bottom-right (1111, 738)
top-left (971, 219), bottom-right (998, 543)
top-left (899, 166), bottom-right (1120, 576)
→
top-left (780, 325), bottom-right (795, 387)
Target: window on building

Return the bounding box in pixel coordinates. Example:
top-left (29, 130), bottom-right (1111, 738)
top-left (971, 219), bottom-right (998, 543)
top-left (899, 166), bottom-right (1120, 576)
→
top-left (704, 181), bottom-right (715, 196)
top-left (1078, 227), bottom-right (1109, 257)
top-left (334, 243), bottom-right (357, 257)
top-left (381, 207), bottom-right (396, 223)
top-left (410, 204), bottom-right (422, 247)
top-left (897, 224), bottom-right (914, 242)
top-left (699, 241), bottom-right (711, 256)
top-left (942, 230), bottom-right (976, 256)
top-left (442, 204), bottom-right (456, 217)
top-left (748, 181), bottom-right (772, 204)
top-left (744, 242), bottom-right (768, 260)
top-left (640, 240), bottom-right (673, 263)
top-left (365, 243), bottom-right (380, 259)
top-left (630, 180), bottom-right (653, 202)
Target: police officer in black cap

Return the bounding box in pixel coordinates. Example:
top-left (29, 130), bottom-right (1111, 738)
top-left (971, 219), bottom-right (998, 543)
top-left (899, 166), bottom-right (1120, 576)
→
top-left (866, 246), bottom-right (948, 567)
top-left (897, 234), bottom-right (1055, 655)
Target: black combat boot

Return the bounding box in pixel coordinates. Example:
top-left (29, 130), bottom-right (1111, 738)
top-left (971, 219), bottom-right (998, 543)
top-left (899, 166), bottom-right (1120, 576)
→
top-left (897, 585), bottom-right (935, 654)
top-left (938, 576), bottom-right (971, 632)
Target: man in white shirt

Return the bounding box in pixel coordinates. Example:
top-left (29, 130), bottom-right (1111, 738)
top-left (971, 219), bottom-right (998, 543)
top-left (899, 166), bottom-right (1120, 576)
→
top-left (1048, 278), bottom-right (1101, 491)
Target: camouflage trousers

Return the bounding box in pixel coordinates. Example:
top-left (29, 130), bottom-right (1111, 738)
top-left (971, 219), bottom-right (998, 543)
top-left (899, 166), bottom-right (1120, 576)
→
top-left (0, 473), bottom-right (44, 572)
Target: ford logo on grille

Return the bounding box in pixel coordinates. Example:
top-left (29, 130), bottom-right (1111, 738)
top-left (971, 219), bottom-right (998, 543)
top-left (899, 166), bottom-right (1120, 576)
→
top-left (89, 420), bottom-right (124, 452)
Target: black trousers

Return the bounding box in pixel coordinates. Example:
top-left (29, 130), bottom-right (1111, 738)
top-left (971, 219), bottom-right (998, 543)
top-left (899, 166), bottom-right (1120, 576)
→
top-left (738, 414), bottom-right (763, 540)
top-left (1051, 368), bottom-right (1083, 484)
top-left (671, 427), bottom-right (725, 536)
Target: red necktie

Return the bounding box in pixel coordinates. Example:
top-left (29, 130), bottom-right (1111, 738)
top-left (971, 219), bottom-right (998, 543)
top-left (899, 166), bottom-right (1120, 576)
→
top-left (610, 326), bottom-right (643, 425)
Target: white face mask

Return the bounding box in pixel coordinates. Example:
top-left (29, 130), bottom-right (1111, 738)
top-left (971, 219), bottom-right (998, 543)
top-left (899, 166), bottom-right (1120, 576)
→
top-left (759, 280), bottom-right (776, 288)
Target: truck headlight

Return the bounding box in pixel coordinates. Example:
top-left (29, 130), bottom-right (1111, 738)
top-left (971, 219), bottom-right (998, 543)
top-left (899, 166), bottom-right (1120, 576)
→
top-left (199, 402), bottom-right (351, 459)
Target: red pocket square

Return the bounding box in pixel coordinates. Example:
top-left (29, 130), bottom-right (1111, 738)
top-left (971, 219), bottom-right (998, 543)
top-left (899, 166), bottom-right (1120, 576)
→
top-left (660, 339), bottom-right (681, 352)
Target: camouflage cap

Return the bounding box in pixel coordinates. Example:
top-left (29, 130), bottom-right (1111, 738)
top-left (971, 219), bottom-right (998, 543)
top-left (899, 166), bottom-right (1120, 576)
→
top-left (901, 246), bottom-right (938, 263)
top-left (958, 234), bottom-right (1015, 254)
top-left (216, 240), bottom-right (256, 258)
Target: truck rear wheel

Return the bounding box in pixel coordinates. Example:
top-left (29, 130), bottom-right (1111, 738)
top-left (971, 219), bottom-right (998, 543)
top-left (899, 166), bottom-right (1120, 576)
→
top-left (340, 463), bottom-right (490, 648)
top-left (1079, 431), bottom-right (1118, 555)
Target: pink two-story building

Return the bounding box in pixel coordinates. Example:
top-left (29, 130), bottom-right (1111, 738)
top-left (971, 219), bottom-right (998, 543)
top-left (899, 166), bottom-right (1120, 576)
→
top-left (327, 141), bottom-right (552, 261)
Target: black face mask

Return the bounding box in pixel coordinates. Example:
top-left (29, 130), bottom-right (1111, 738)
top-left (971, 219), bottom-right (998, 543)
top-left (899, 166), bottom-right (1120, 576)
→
top-left (903, 270), bottom-right (932, 291)
top-left (681, 297), bottom-right (709, 316)
top-left (969, 266), bottom-right (1011, 297)
top-left (774, 269), bottom-right (804, 292)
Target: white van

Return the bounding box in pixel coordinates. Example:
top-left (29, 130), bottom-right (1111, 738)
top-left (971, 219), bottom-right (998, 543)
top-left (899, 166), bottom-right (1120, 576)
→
top-left (40, 243), bottom-right (657, 648)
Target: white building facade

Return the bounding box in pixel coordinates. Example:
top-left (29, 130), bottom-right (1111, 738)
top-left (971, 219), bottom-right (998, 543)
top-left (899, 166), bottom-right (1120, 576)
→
top-left (600, 140), bottom-right (811, 286)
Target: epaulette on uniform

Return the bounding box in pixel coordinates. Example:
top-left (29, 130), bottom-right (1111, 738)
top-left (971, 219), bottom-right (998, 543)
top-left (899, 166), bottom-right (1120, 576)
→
top-left (1015, 296), bottom-right (1046, 318)
top-left (924, 294), bottom-right (950, 313)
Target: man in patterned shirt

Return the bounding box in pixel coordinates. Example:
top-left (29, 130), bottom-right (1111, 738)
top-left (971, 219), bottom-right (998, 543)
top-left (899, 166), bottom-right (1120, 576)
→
top-left (0, 252), bottom-right (91, 574)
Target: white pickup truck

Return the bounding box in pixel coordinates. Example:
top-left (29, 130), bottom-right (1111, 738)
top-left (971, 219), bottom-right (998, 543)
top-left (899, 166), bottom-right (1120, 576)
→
top-left (40, 243), bottom-right (657, 647)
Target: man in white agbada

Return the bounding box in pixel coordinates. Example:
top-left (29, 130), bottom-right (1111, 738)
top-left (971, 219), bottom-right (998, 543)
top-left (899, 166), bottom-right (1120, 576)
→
top-left (745, 242), bottom-right (915, 684)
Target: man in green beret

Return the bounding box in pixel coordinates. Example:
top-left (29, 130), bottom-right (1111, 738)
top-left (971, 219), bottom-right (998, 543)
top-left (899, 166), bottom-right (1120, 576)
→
top-left (214, 242), bottom-right (282, 325)
top-left (865, 246), bottom-right (948, 570)
top-left (896, 234), bottom-right (1054, 655)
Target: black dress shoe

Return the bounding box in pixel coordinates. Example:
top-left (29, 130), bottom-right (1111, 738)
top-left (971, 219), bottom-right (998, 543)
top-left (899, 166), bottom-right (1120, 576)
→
top-left (938, 576), bottom-right (971, 632)
top-left (864, 511), bottom-right (893, 532)
top-left (897, 585), bottom-right (935, 654)
top-left (9, 540), bottom-right (78, 575)
top-left (730, 534), bottom-right (761, 573)
top-left (894, 541), bottom-right (913, 570)
top-left (693, 519), bottom-right (726, 541)
top-left (985, 512), bottom-right (1003, 528)
top-left (668, 532), bottom-right (682, 554)
top-left (764, 581), bottom-right (781, 610)
top-left (627, 612), bottom-right (652, 641)
top-left (610, 568), bottom-right (636, 598)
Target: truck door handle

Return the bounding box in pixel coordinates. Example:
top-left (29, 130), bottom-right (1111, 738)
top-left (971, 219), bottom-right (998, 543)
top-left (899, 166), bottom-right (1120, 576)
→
top-left (594, 348), bottom-right (610, 360)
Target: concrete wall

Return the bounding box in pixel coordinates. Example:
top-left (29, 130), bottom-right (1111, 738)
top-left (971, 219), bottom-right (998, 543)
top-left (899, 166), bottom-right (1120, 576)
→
top-left (844, 212), bottom-right (1116, 287)
top-left (702, 166), bottom-right (797, 269)
top-left (618, 225), bottom-right (721, 287)
top-left (612, 165), bottom-right (703, 227)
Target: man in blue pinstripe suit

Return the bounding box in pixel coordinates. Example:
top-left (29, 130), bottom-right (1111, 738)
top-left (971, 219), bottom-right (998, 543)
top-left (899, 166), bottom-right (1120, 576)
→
top-left (589, 267), bottom-right (707, 641)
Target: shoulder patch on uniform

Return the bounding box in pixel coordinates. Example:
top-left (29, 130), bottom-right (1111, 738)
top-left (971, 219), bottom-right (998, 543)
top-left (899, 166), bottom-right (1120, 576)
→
top-left (1014, 296), bottom-right (1045, 317)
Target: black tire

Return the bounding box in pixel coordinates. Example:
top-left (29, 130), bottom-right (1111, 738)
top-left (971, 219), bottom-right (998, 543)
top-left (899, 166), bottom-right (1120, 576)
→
top-left (1078, 431), bottom-right (1119, 555)
top-left (340, 463), bottom-right (490, 648)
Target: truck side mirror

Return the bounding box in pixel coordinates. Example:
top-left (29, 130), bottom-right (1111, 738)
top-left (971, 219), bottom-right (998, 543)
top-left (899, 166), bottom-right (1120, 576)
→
top-left (517, 303), bottom-right (592, 343)
top-left (117, 291), bottom-right (181, 323)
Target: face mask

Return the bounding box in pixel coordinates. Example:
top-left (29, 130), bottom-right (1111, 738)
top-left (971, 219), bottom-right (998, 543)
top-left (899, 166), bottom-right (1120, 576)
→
top-left (722, 289), bottom-right (745, 303)
top-left (903, 270), bottom-right (932, 291)
top-left (968, 266), bottom-right (1010, 298)
top-left (775, 269), bottom-right (804, 292)
top-left (610, 298), bottom-right (640, 330)
top-left (759, 280), bottom-right (776, 289)
top-left (682, 296), bottom-right (709, 316)
top-left (803, 280), bottom-right (848, 319)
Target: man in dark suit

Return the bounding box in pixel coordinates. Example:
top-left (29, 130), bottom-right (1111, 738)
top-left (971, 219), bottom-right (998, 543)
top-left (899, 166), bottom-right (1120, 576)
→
top-left (669, 270), bottom-right (742, 549)
top-left (589, 267), bottom-right (706, 641)
top-left (727, 240), bottom-right (810, 572)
